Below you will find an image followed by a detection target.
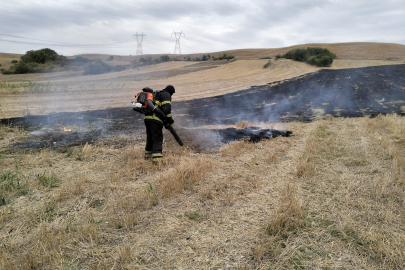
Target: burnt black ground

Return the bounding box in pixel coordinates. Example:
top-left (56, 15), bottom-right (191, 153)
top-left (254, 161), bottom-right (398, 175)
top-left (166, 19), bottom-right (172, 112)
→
top-left (180, 64), bottom-right (405, 125)
top-left (2, 64), bottom-right (405, 149)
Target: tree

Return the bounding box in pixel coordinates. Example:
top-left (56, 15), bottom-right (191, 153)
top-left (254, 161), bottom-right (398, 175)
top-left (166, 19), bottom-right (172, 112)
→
top-left (160, 55), bottom-right (170, 62)
top-left (20, 48), bottom-right (61, 64)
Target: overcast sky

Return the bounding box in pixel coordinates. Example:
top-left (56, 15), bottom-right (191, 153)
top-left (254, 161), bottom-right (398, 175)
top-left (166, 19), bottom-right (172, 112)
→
top-left (1, 0), bottom-right (404, 56)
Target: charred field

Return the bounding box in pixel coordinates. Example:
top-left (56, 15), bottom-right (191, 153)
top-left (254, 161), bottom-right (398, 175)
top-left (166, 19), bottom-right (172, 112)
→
top-left (2, 64), bottom-right (405, 150)
top-left (1, 63), bottom-right (405, 270)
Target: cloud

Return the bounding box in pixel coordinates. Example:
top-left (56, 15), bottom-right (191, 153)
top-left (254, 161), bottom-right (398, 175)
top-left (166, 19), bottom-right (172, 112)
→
top-left (0, 0), bottom-right (404, 55)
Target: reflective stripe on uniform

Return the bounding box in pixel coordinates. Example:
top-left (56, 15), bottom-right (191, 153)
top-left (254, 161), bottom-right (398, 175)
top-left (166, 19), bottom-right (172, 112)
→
top-left (144, 114), bottom-right (163, 122)
top-left (152, 153), bottom-right (163, 159)
top-left (144, 98), bottom-right (171, 121)
top-left (154, 100), bottom-right (171, 107)
top-left (145, 151), bottom-right (152, 160)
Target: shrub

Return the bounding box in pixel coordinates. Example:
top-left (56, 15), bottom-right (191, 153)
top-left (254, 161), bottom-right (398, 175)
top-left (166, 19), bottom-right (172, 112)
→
top-left (2, 48), bottom-right (68, 74)
top-left (21, 48), bottom-right (61, 64)
top-left (317, 55), bottom-right (334, 67)
top-left (284, 48), bottom-right (308, 62)
top-left (280, 47), bottom-right (336, 67)
top-left (263, 60), bottom-right (272, 69)
top-left (1, 69), bottom-right (13, 75)
top-left (107, 56), bottom-right (114, 61)
top-left (215, 54), bottom-right (234, 60)
top-left (202, 55), bottom-right (207, 61)
top-left (83, 60), bottom-right (111, 75)
top-left (140, 56), bottom-right (152, 64)
top-left (160, 55), bottom-right (170, 62)
top-left (13, 62), bottom-right (31, 74)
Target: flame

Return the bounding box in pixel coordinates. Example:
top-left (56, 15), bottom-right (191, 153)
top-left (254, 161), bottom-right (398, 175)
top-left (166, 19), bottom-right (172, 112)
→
top-left (182, 146), bottom-right (189, 154)
top-left (63, 127), bottom-right (72, 132)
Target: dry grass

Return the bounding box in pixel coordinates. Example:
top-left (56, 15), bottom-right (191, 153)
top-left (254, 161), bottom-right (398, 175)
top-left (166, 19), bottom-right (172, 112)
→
top-left (161, 156), bottom-right (213, 198)
top-left (1, 115), bottom-right (405, 269)
top-left (266, 183), bottom-right (307, 236)
top-left (221, 140), bottom-right (254, 157)
top-left (236, 121), bottom-right (253, 128)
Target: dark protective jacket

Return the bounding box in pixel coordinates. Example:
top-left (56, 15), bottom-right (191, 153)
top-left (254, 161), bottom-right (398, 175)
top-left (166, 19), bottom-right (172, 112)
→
top-left (144, 89), bottom-right (174, 124)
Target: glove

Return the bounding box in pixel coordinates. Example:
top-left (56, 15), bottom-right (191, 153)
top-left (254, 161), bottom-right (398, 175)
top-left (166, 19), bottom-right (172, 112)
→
top-left (166, 117), bottom-right (174, 125)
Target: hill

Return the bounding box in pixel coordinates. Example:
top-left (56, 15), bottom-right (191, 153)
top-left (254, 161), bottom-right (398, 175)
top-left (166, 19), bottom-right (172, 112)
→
top-left (1, 42), bottom-right (405, 118)
top-left (208, 42), bottom-right (405, 61)
top-left (0, 53), bottom-right (23, 70)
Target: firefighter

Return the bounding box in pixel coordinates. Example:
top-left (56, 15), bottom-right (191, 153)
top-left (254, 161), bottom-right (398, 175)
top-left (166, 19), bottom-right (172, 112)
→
top-left (144, 85), bottom-right (175, 163)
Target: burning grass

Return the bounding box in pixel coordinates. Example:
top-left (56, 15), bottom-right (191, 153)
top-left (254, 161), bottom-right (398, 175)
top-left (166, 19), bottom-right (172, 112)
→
top-left (1, 115), bottom-right (405, 269)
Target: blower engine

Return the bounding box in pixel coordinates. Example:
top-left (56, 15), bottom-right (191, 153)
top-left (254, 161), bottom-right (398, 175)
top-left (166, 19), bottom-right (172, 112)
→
top-left (132, 87), bottom-right (183, 146)
top-left (132, 87), bottom-right (156, 114)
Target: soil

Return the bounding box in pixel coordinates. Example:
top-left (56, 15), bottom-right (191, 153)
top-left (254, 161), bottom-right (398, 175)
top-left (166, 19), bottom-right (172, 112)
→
top-left (2, 64), bottom-right (405, 149)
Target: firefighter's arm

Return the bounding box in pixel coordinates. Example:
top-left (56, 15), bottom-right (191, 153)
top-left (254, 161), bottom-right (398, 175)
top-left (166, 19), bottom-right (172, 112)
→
top-left (160, 93), bottom-right (174, 124)
top-left (161, 102), bottom-right (174, 124)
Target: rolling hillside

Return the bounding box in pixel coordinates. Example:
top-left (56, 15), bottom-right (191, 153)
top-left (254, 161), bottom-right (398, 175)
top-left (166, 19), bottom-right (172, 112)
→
top-left (1, 42), bottom-right (405, 118)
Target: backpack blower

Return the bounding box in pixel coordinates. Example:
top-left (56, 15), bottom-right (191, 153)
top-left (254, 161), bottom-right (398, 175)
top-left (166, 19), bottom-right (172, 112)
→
top-left (133, 87), bottom-right (183, 146)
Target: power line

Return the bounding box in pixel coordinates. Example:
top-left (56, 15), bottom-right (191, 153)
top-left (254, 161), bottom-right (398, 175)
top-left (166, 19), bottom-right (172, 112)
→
top-left (0, 33), bottom-right (74, 44)
top-left (133, 32), bottom-right (146, 55)
top-left (143, 40), bottom-right (170, 54)
top-left (0, 34), bottom-right (134, 47)
top-left (171, 31), bottom-right (185, 54)
top-left (0, 32), bottom-right (194, 55)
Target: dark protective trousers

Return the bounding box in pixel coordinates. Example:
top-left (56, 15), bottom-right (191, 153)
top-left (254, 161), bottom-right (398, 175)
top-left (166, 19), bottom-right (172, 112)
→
top-left (144, 120), bottom-right (163, 160)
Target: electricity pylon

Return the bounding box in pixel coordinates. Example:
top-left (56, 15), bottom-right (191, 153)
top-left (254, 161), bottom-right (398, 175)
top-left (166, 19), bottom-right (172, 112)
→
top-left (171, 31), bottom-right (185, 54)
top-left (133, 32), bottom-right (146, 55)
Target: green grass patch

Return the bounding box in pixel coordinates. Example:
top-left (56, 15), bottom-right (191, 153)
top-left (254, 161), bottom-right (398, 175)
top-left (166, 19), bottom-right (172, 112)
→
top-left (312, 123), bottom-right (335, 138)
top-left (185, 210), bottom-right (201, 220)
top-left (0, 170), bottom-right (29, 205)
top-left (344, 158), bottom-right (369, 167)
top-left (344, 226), bottom-right (371, 248)
top-left (36, 171), bottom-right (59, 188)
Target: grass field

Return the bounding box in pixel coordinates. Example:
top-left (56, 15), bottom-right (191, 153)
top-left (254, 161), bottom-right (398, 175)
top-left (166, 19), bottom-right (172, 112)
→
top-left (1, 42), bottom-right (405, 269)
top-left (0, 115), bottom-right (404, 269)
